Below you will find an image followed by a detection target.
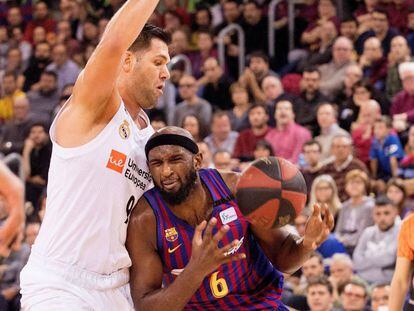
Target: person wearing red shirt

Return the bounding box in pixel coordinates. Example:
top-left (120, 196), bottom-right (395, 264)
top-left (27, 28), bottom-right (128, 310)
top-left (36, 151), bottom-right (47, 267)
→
top-left (23, 2), bottom-right (56, 44)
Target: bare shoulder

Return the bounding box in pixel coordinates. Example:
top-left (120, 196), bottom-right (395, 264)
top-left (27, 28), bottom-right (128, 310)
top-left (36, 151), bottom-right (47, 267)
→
top-left (127, 196), bottom-right (157, 248)
top-left (217, 170), bottom-right (241, 196)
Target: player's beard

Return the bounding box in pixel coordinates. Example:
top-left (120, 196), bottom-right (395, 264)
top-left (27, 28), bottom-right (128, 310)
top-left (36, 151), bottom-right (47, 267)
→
top-left (159, 168), bottom-right (197, 206)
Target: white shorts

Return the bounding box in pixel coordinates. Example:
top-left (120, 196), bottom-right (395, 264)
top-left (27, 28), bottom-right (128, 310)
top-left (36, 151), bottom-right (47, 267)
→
top-left (20, 252), bottom-right (133, 311)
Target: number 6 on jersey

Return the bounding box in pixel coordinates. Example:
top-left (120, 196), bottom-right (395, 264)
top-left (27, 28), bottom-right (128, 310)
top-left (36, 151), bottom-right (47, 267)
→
top-left (210, 271), bottom-right (229, 298)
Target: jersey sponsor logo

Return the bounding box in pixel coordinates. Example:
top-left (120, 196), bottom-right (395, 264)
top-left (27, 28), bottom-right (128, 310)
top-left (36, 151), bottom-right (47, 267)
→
top-left (165, 227), bottom-right (179, 242)
top-left (219, 207), bottom-right (237, 225)
top-left (119, 120), bottom-right (130, 139)
top-left (224, 236), bottom-right (244, 256)
top-left (106, 149), bottom-right (127, 174)
top-left (168, 243), bottom-right (182, 254)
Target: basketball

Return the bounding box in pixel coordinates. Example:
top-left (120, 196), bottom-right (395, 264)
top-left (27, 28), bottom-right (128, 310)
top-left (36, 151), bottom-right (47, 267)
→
top-left (236, 157), bottom-right (307, 229)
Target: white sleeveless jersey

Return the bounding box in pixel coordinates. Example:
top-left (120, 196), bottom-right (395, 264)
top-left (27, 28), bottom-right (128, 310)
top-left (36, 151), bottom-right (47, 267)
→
top-left (32, 102), bottom-right (154, 275)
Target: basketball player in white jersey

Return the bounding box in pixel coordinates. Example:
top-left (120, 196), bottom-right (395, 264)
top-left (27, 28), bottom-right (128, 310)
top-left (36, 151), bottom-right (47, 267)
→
top-left (20, 0), bottom-right (170, 309)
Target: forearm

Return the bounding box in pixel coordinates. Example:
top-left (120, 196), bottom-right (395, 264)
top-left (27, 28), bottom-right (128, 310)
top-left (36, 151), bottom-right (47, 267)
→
top-left (370, 160), bottom-right (378, 178)
top-left (389, 278), bottom-right (409, 310)
top-left (135, 265), bottom-right (204, 311)
top-left (22, 150), bottom-right (31, 180)
top-left (100, 0), bottom-right (159, 53)
top-left (390, 157), bottom-right (399, 177)
top-left (248, 79), bottom-right (266, 104)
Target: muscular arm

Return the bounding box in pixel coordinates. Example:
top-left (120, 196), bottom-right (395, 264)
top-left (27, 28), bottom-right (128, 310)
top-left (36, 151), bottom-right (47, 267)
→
top-left (72, 0), bottom-right (160, 118)
top-left (389, 257), bottom-right (413, 310)
top-left (126, 198), bottom-right (205, 311)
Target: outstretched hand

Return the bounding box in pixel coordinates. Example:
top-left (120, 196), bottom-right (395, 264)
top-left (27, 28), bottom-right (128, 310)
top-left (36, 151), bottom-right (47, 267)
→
top-left (303, 203), bottom-right (334, 250)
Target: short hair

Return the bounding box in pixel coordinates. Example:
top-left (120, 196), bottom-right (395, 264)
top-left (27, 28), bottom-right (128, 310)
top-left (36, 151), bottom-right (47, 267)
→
top-left (352, 79), bottom-right (374, 94)
top-left (341, 16), bottom-right (357, 24)
top-left (331, 253), bottom-right (353, 268)
top-left (41, 70), bottom-right (58, 80)
top-left (308, 251), bottom-right (324, 265)
top-left (128, 24), bottom-right (171, 52)
top-left (213, 148), bottom-right (231, 158)
top-left (248, 103), bottom-right (268, 115)
top-left (375, 115), bottom-right (392, 129)
top-left (398, 62), bottom-right (414, 79)
top-left (375, 195), bottom-right (395, 207)
top-left (372, 7), bottom-right (389, 20)
top-left (244, 0), bottom-right (261, 9)
top-left (229, 82), bottom-right (247, 94)
top-left (212, 110), bottom-right (230, 122)
top-left (316, 102), bottom-right (338, 118)
top-left (3, 71), bottom-right (16, 80)
top-left (386, 178), bottom-right (407, 208)
top-left (303, 139), bottom-right (322, 152)
top-left (197, 29), bottom-right (213, 39)
top-left (248, 50), bottom-right (269, 65)
top-left (345, 169), bottom-right (369, 194)
top-left (303, 66), bottom-right (321, 76)
top-left (29, 122), bottom-right (48, 133)
top-left (254, 140), bottom-right (274, 156)
top-left (307, 275), bottom-right (333, 295)
top-left (342, 279), bottom-right (368, 297)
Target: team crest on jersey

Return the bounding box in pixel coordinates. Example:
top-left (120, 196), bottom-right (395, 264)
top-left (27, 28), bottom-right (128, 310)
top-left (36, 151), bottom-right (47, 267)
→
top-left (165, 227), bottom-right (178, 242)
top-left (119, 120), bottom-right (130, 139)
top-left (278, 215), bottom-right (291, 226)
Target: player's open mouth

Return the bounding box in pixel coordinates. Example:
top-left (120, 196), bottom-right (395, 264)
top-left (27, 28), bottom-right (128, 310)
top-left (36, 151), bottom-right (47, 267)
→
top-left (156, 85), bottom-right (164, 95)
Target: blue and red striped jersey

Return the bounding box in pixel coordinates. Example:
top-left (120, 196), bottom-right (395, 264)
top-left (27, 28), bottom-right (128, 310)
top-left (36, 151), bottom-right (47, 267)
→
top-left (143, 168), bottom-right (288, 310)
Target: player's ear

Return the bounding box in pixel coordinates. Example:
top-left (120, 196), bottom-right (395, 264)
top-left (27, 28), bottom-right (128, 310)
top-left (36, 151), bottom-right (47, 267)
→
top-left (122, 51), bottom-right (135, 73)
top-left (194, 153), bottom-right (203, 170)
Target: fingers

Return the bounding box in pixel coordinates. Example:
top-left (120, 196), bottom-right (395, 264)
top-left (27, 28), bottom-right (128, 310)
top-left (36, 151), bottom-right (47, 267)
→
top-left (311, 203), bottom-right (321, 218)
top-left (324, 206), bottom-right (335, 231)
top-left (212, 224), bottom-right (230, 244)
top-left (203, 217), bottom-right (217, 243)
top-left (219, 238), bottom-right (239, 255)
top-left (193, 220), bottom-right (207, 245)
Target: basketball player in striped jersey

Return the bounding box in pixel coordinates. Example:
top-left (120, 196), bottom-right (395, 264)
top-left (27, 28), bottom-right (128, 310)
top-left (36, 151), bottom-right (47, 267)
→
top-left (20, 0), bottom-right (170, 309)
top-left (127, 127), bottom-right (334, 310)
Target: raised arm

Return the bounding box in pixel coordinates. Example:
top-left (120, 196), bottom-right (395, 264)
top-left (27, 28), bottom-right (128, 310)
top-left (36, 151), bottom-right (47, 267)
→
top-left (72, 0), bottom-right (160, 115)
top-left (126, 197), bottom-right (244, 311)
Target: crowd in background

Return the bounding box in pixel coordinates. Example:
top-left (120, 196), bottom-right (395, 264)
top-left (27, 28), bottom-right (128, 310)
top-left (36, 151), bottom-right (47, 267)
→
top-left (1, 0), bottom-right (414, 310)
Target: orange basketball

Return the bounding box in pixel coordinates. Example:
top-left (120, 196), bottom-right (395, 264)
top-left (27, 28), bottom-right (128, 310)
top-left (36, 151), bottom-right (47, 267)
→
top-left (236, 157), bottom-right (307, 228)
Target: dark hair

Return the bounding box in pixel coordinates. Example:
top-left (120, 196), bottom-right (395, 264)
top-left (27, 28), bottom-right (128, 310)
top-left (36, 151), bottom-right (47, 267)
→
top-left (386, 178), bottom-right (407, 214)
top-left (248, 50), bottom-right (269, 65)
top-left (352, 78), bottom-right (374, 94)
top-left (248, 103), bottom-right (268, 115)
top-left (29, 122), bottom-right (48, 133)
top-left (307, 275), bottom-right (333, 295)
top-left (3, 71), bottom-right (17, 80)
top-left (128, 23), bottom-right (171, 52)
top-left (303, 139), bottom-right (322, 152)
top-left (375, 115), bottom-right (392, 129)
top-left (244, 0), bottom-right (261, 9)
top-left (341, 16), bottom-right (357, 24)
top-left (197, 29), bottom-right (214, 39)
top-left (254, 140), bottom-right (274, 156)
top-left (372, 7), bottom-right (389, 19)
top-left (308, 251), bottom-right (324, 265)
top-left (375, 195), bottom-right (395, 207)
top-left (42, 70), bottom-right (58, 80)
top-left (303, 66), bottom-right (321, 76)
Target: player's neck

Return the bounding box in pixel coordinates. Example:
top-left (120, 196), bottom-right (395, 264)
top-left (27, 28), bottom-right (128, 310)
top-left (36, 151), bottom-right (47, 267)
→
top-left (170, 178), bottom-right (213, 227)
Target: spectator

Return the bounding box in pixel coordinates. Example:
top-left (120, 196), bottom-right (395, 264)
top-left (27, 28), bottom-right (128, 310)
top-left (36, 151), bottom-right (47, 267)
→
top-left (315, 102), bottom-right (350, 162)
top-left (173, 74), bottom-right (212, 134)
top-left (189, 30), bottom-right (217, 79)
top-left (46, 43), bottom-right (81, 93)
top-left (162, 0), bottom-right (190, 27)
top-left (241, 0), bottom-right (267, 55)
top-left (170, 28), bottom-right (190, 57)
top-left (340, 17), bottom-right (359, 44)
top-left (22, 122), bottom-right (51, 212)
top-left (318, 36), bottom-right (355, 98)
top-left (55, 20), bottom-right (80, 57)
top-left (353, 196), bottom-right (401, 285)
top-left (309, 174), bottom-right (342, 218)
top-left (341, 280), bottom-right (369, 311)
top-left (22, 42), bottom-right (51, 92)
top-left (370, 116), bottom-right (404, 182)
top-left (150, 115), bottom-right (166, 132)
top-left (23, 1), bottom-right (56, 44)
top-left (9, 26), bottom-right (32, 69)
top-left (233, 104), bottom-right (271, 162)
top-left (227, 82), bottom-right (250, 132)
top-left (212, 149), bottom-right (232, 171)
top-left (296, 66), bottom-right (329, 135)
top-left (239, 51), bottom-right (277, 103)
top-left (265, 99), bottom-right (311, 164)
top-left (192, 5), bottom-right (212, 32)
top-left (204, 111), bottom-right (238, 155)
top-left (306, 276), bottom-right (335, 311)
top-left (356, 8), bottom-right (398, 56)
top-left (301, 140), bottom-right (324, 196)
top-left (253, 140), bottom-right (274, 160)
top-left (320, 135), bottom-right (368, 202)
top-left (391, 61), bottom-right (414, 127)
top-left (386, 36), bottom-right (412, 101)
top-left (351, 99), bottom-right (381, 166)
top-left (214, 0), bottom-right (242, 34)
top-left (0, 96), bottom-right (33, 155)
top-left (24, 221), bottom-right (40, 247)
top-left (197, 141), bottom-right (213, 169)
top-left (358, 37), bottom-right (388, 90)
top-left (200, 57), bottom-right (232, 111)
top-left (386, 178), bottom-right (410, 218)
top-left (0, 72), bottom-right (25, 122)
top-left (335, 169), bottom-right (374, 254)
top-left (6, 6), bottom-right (25, 31)
top-left (371, 284), bottom-right (390, 311)
top-left (181, 114), bottom-right (206, 143)
top-left (333, 64), bottom-right (363, 111)
top-left (26, 70), bottom-right (59, 124)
